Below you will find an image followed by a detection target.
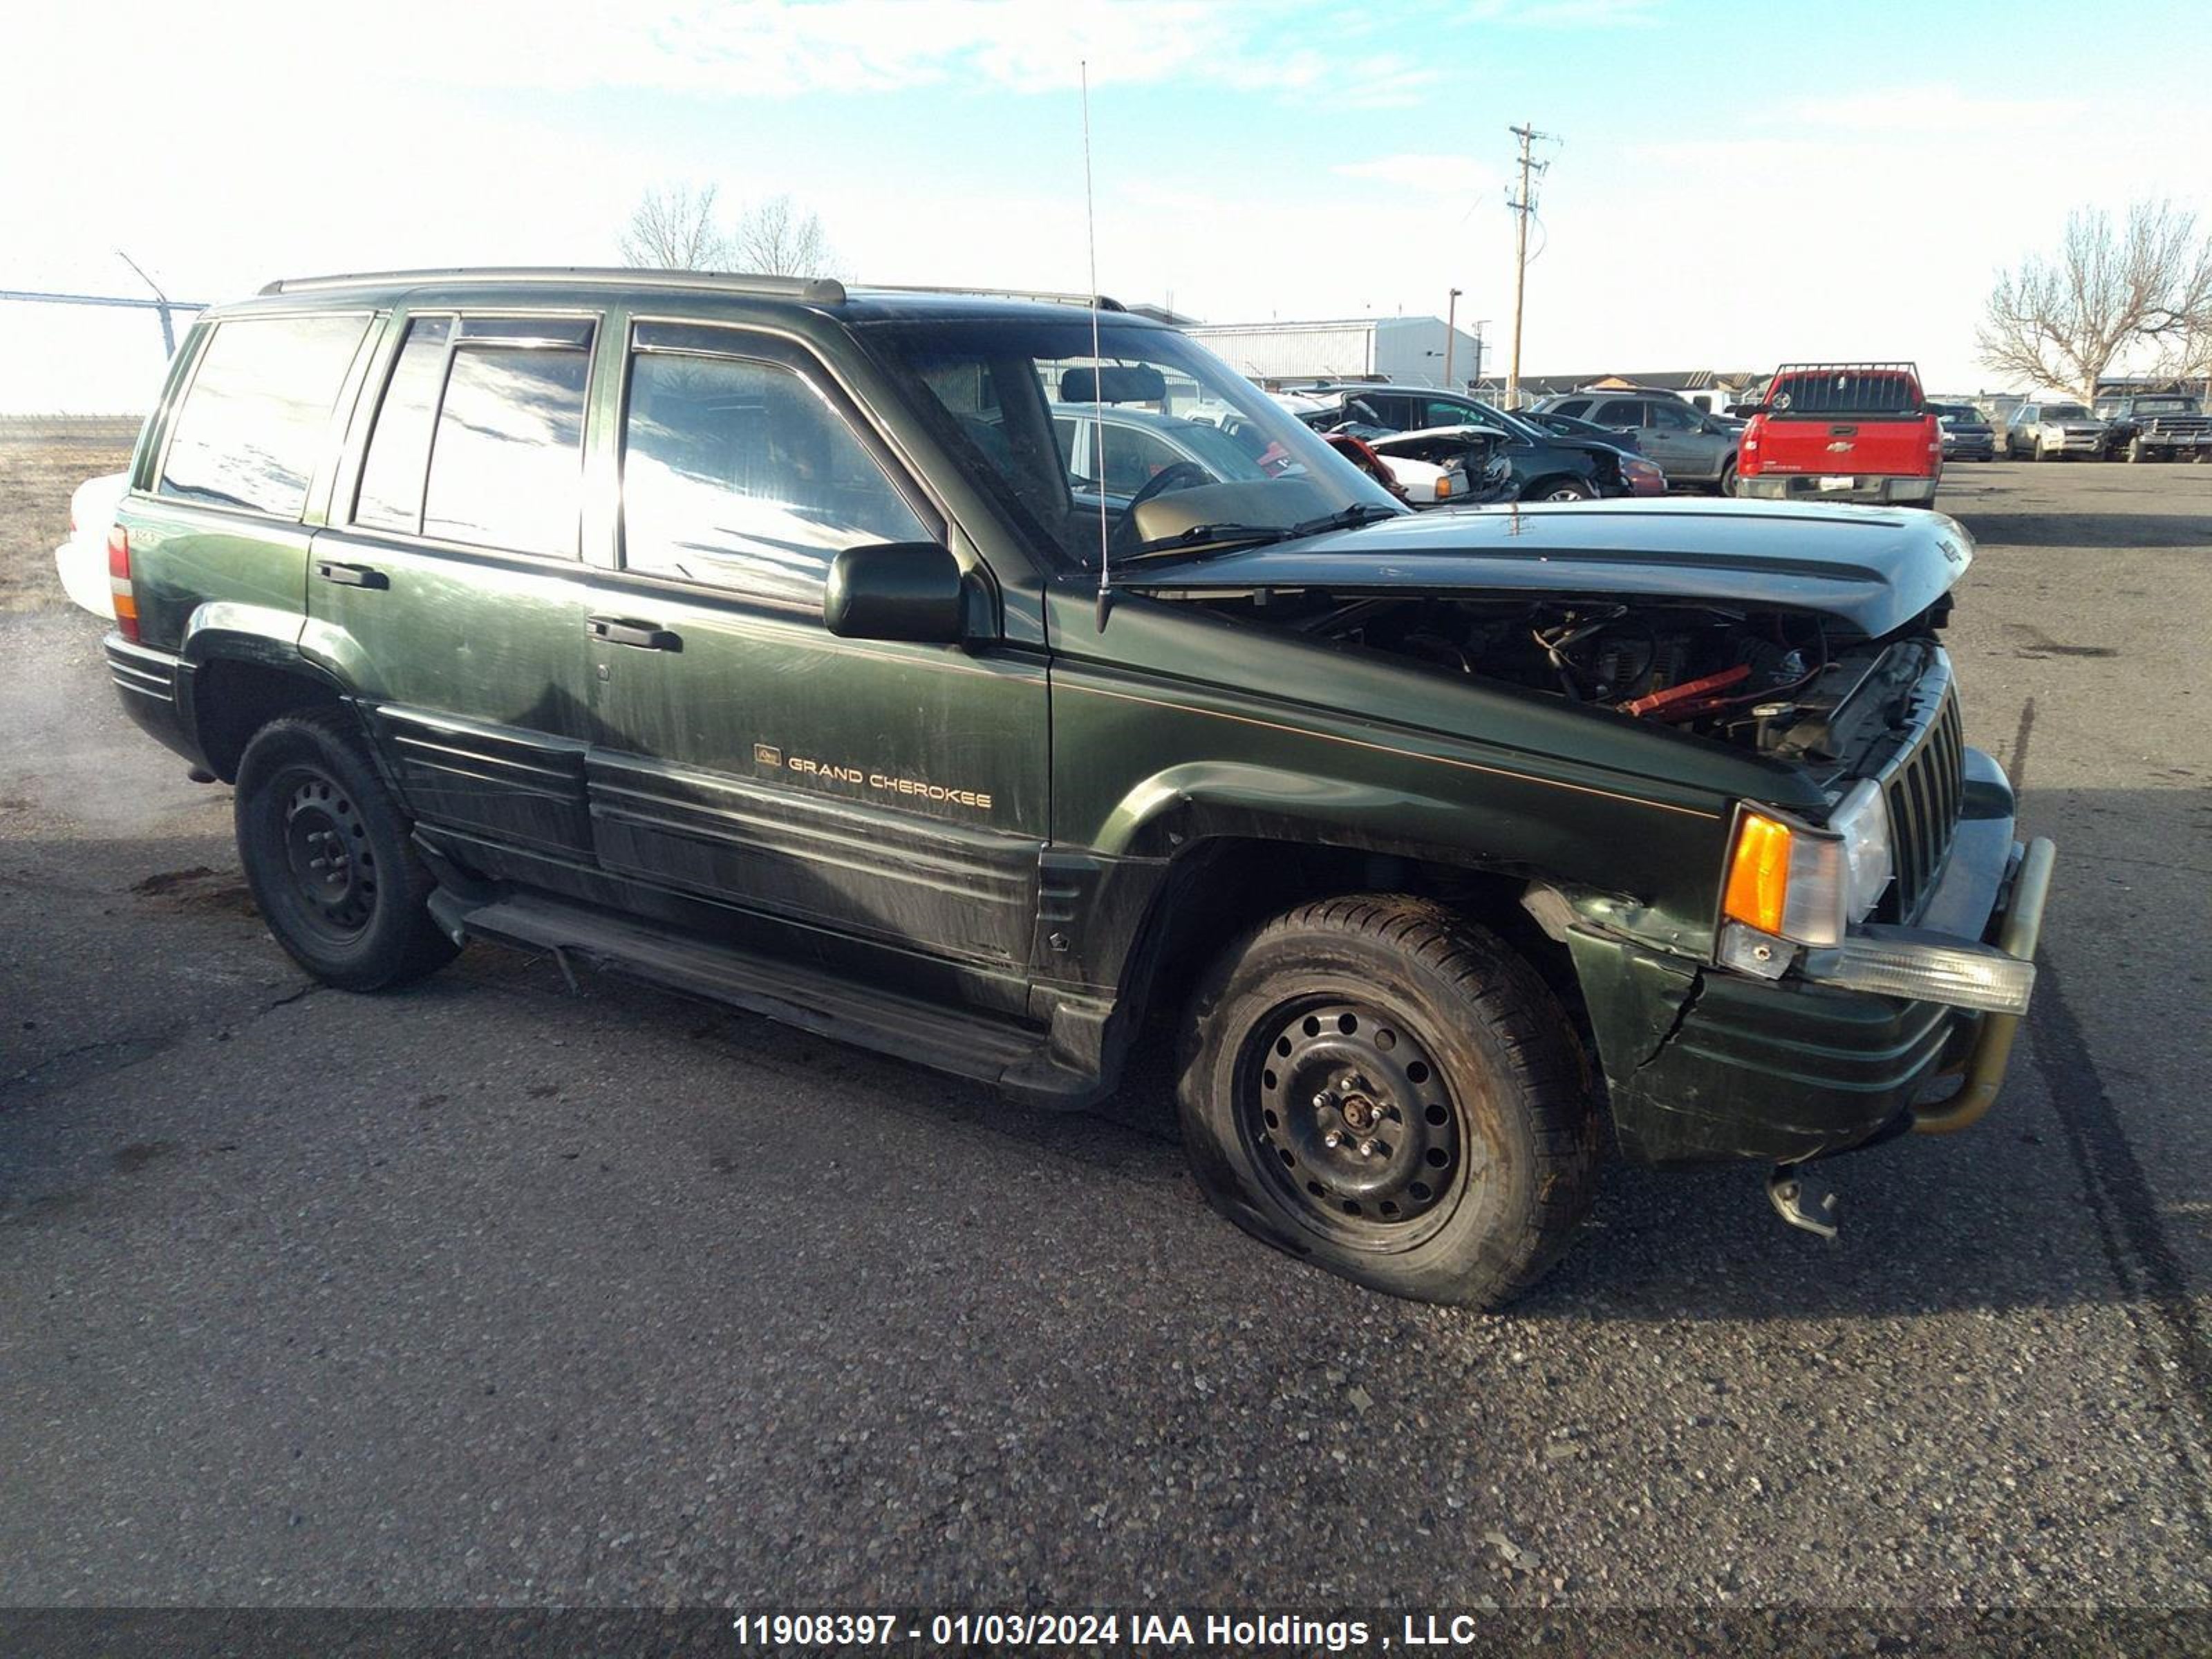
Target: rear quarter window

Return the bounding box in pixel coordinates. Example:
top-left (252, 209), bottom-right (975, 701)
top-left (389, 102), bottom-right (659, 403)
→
top-left (1768, 372), bottom-right (1922, 418)
top-left (159, 313), bottom-right (374, 518)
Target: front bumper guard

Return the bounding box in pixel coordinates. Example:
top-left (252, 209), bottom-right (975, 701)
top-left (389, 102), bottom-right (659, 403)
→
top-left (1904, 836), bottom-right (2055, 1135)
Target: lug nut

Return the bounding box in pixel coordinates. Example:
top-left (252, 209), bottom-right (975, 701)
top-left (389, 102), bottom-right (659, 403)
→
top-left (1324, 1130), bottom-right (1343, 1149)
top-left (1312, 1091), bottom-right (1334, 1111)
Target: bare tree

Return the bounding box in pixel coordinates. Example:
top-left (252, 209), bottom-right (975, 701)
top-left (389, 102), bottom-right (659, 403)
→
top-left (619, 184), bottom-right (733, 270)
top-left (1978, 201), bottom-right (2212, 400)
top-left (731, 194), bottom-right (840, 278)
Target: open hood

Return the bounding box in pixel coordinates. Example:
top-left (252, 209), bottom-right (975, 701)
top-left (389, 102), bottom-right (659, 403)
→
top-left (1118, 498), bottom-right (1972, 638)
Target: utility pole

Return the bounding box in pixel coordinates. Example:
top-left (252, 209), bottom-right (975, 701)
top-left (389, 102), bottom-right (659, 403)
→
top-left (1505, 121), bottom-right (1553, 408)
top-left (1443, 287), bottom-right (1463, 386)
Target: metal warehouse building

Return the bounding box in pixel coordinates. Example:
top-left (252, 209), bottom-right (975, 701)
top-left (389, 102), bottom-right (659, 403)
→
top-left (1185, 315), bottom-right (1486, 390)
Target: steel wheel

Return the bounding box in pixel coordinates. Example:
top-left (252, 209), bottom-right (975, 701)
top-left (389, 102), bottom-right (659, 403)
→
top-left (273, 765), bottom-right (378, 940)
top-left (1237, 997), bottom-right (1472, 1250)
top-left (233, 708), bottom-right (458, 991)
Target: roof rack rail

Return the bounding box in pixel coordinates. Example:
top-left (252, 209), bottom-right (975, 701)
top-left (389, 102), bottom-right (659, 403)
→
top-left (256, 267), bottom-right (848, 305)
top-left (856, 283), bottom-right (1125, 312)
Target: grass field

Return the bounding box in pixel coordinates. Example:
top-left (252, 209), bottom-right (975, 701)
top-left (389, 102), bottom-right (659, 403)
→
top-left (0, 419), bottom-right (140, 614)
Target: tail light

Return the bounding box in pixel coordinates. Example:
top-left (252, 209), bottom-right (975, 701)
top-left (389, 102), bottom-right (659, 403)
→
top-left (108, 527), bottom-right (140, 641)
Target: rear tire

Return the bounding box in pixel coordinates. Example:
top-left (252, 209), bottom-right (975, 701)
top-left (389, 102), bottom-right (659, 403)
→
top-left (1176, 895), bottom-right (1598, 1307)
top-left (234, 708), bottom-right (460, 991)
top-left (1526, 476), bottom-right (1595, 503)
top-left (1717, 459), bottom-right (1739, 497)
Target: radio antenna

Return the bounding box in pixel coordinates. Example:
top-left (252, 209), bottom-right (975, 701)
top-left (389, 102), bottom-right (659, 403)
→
top-left (1082, 59), bottom-right (1112, 631)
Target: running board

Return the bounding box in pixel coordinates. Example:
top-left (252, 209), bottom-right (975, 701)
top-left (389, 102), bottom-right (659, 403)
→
top-left (439, 890), bottom-right (1100, 1107)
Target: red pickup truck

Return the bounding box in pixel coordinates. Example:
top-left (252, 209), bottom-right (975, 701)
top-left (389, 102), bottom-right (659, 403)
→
top-left (1736, 362), bottom-right (1942, 507)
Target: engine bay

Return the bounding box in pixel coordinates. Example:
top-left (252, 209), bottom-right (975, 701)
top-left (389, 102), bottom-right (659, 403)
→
top-left (1190, 590), bottom-right (1947, 777)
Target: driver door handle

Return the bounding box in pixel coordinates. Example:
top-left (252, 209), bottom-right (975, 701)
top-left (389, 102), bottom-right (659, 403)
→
top-left (587, 615), bottom-right (682, 651)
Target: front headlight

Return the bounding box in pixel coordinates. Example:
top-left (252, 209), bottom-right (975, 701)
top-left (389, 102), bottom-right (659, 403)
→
top-left (1719, 781), bottom-right (1893, 953)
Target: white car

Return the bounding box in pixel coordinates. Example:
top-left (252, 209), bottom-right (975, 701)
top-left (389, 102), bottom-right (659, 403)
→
top-left (1270, 393), bottom-right (1472, 506)
top-left (53, 471), bottom-right (129, 618)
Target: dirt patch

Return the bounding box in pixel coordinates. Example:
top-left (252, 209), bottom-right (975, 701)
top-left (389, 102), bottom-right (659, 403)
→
top-left (0, 422), bottom-right (140, 615)
top-left (111, 1140), bottom-right (180, 1174)
top-left (130, 865), bottom-right (258, 917)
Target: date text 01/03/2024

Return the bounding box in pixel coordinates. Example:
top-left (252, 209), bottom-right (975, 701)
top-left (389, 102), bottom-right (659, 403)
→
top-left (729, 1612), bottom-right (1385, 1649)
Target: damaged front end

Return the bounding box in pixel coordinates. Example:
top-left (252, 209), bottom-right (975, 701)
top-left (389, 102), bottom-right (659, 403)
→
top-left (1124, 503), bottom-right (2053, 1173)
top-left (1533, 768), bottom-right (2052, 1171)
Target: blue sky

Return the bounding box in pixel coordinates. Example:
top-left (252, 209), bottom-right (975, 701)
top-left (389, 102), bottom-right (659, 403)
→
top-left (7, 0), bottom-right (2210, 409)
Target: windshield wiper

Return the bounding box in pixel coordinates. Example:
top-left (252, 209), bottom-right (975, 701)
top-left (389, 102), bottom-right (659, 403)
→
top-left (1123, 503), bottom-right (1399, 563)
top-left (1124, 522), bottom-right (1298, 561)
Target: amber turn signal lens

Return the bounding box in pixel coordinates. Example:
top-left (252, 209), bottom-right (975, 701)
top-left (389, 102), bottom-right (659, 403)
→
top-left (1723, 811), bottom-right (1793, 935)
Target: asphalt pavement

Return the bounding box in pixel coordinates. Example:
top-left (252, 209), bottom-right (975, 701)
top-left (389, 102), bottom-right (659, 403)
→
top-left (2, 460), bottom-right (2209, 1615)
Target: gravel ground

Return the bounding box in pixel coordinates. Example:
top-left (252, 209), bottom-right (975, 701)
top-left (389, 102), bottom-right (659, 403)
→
top-left (0, 420), bottom-right (135, 613)
top-left (1, 454), bottom-right (2208, 1624)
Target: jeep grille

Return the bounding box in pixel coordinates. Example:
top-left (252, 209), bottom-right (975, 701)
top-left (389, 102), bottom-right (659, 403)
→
top-left (1882, 684), bottom-right (1965, 923)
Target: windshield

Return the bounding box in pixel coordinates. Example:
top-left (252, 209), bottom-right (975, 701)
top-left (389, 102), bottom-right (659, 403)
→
top-left (1931, 404), bottom-right (1980, 424)
top-left (2043, 404), bottom-right (2090, 420)
top-left (2134, 397), bottom-right (2199, 413)
top-left (859, 317), bottom-right (1401, 567)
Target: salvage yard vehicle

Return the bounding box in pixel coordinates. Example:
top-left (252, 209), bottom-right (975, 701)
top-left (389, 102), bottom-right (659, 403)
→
top-left (100, 270), bottom-right (2053, 1307)
top-left (52, 470), bottom-right (129, 617)
top-left (1362, 425), bottom-right (1515, 506)
top-left (1736, 362), bottom-right (1942, 507)
top-left (1928, 402), bottom-right (1996, 463)
top-left (2005, 400), bottom-right (2106, 460)
top-left (1531, 391), bottom-right (1742, 494)
top-left (2092, 392), bottom-right (2211, 462)
top-left (1286, 384), bottom-right (1635, 502)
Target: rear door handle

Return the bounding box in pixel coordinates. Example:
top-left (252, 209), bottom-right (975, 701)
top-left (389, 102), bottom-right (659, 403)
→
top-left (587, 615), bottom-right (681, 651)
top-left (316, 559), bottom-right (388, 590)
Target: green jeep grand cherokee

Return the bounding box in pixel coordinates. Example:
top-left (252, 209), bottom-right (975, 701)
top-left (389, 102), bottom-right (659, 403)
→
top-left (102, 269), bottom-right (2052, 1306)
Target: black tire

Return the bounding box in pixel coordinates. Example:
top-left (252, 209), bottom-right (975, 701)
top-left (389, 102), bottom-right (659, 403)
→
top-left (1717, 459), bottom-right (1739, 497)
top-left (1526, 476), bottom-right (1595, 503)
top-left (1176, 894), bottom-right (1598, 1307)
top-left (234, 707), bottom-right (460, 991)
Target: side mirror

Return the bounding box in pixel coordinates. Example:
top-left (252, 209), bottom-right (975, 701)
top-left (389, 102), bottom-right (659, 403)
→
top-left (824, 542), bottom-right (967, 644)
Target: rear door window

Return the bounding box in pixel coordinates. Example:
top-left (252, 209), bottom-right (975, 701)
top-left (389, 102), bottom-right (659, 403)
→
top-left (1593, 399), bottom-right (1642, 427)
top-left (159, 312), bottom-right (373, 518)
top-left (419, 319), bottom-right (594, 557)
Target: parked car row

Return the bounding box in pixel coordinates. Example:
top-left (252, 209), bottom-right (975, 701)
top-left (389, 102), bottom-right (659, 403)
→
top-left (1274, 384), bottom-right (1668, 505)
top-left (1924, 392), bottom-right (2211, 463)
top-left (1528, 391), bottom-right (1743, 494)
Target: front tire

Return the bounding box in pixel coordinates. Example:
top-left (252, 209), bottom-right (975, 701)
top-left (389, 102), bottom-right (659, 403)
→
top-left (1176, 896), bottom-right (1597, 1307)
top-left (234, 708), bottom-right (460, 991)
